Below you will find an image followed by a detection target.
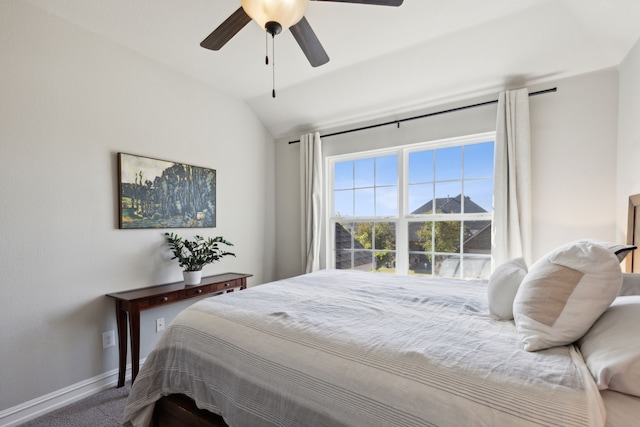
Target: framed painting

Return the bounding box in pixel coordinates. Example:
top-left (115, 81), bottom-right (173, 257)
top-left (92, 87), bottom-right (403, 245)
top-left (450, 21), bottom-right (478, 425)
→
top-left (118, 153), bottom-right (216, 229)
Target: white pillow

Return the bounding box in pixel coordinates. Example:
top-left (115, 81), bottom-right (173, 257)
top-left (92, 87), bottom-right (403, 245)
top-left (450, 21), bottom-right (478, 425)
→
top-left (487, 257), bottom-right (527, 320)
top-left (513, 241), bottom-right (622, 351)
top-left (578, 296), bottom-right (640, 397)
top-left (575, 239), bottom-right (636, 263)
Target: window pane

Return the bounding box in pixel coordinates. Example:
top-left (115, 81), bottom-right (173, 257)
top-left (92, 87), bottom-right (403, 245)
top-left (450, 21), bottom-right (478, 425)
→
top-left (434, 182), bottom-right (462, 213)
top-left (463, 220), bottom-right (491, 254)
top-left (353, 250), bottom-right (373, 271)
top-left (409, 221), bottom-right (432, 252)
top-left (353, 222), bottom-right (373, 249)
top-left (464, 142), bottom-right (494, 179)
top-left (435, 255), bottom-right (460, 277)
top-left (409, 253), bottom-right (433, 276)
top-left (354, 188), bottom-right (374, 216)
top-left (335, 222), bottom-right (353, 251)
top-left (335, 221), bottom-right (354, 270)
top-left (376, 186), bottom-right (397, 216)
top-left (335, 250), bottom-right (352, 270)
top-left (433, 220), bottom-right (461, 253)
top-left (435, 146), bottom-right (462, 181)
top-left (374, 252), bottom-right (396, 273)
top-left (354, 158), bottom-right (374, 188)
top-left (464, 179), bottom-right (493, 213)
top-left (376, 155), bottom-right (397, 186)
top-left (408, 150), bottom-right (433, 184)
top-left (374, 222), bottom-right (396, 250)
top-left (408, 184), bottom-right (434, 214)
top-left (461, 255), bottom-right (491, 279)
top-left (334, 189), bottom-right (353, 216)
top-left (334, 161), bottom-right (353, 190)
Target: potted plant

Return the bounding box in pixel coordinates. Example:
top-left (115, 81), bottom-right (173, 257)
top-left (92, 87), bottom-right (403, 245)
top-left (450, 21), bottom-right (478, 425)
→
top-left (164, 232), bottom-right (235, 285)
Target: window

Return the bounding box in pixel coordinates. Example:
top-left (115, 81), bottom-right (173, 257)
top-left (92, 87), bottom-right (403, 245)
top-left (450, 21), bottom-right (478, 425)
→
top-left (333, 155), bottom-right (398, 273)
top-left (329, 133), bottom-right (494, 278)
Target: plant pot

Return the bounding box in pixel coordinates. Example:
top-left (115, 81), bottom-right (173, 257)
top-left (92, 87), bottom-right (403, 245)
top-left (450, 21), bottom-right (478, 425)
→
top-left (183, 271), bottom-right (202, 285)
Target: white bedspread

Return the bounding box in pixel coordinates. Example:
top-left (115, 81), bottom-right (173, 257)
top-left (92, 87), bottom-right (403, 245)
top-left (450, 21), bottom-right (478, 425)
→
top-left (123, 269), bottom-right (604, 427)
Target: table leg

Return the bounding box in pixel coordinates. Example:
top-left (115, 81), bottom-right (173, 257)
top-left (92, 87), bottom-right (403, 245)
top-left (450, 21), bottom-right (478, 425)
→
top-left (114, 300), bottom-right (128, 388)
top-left (129, 305), bottom-right (141, 384)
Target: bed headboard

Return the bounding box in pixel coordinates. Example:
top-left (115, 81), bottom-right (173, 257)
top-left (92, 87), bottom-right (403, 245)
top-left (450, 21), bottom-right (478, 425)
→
top-left (626, 193), bottom-right (640, 272)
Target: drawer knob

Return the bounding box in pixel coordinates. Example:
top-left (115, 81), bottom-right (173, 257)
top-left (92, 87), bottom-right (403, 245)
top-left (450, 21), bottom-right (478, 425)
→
top-left (224, 282), bottom-right (229, 287)
top-left (196, 289), bottom-right (202, 294)
top-left (161, 296), bottom-right (168, 302)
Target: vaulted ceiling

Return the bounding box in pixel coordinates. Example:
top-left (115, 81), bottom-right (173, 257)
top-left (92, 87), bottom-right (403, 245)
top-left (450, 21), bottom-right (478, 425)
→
top-left (26, 0), bottom-right (640, 139)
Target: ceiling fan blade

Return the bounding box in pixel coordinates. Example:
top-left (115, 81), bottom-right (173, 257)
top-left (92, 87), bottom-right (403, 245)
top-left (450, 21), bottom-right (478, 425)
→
top-left (200, 7), bottom-right (252, 51)
top-left (290, 17), bottom-right (330, 67)
top-left (311, 0), bottom-right (403, 6)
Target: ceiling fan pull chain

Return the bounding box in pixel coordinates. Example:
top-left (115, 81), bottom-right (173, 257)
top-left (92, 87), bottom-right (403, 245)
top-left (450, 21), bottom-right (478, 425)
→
top-left (265, 31), bottom-right (269, 65)
top-left (272, 33), bottom-right (276, 98)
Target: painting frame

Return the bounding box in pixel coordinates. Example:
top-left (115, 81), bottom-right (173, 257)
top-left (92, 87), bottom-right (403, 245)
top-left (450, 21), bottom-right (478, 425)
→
top-left (626, 193), bottom-right (640, 272)
top-left (117, 153), bottom-right (216, 229)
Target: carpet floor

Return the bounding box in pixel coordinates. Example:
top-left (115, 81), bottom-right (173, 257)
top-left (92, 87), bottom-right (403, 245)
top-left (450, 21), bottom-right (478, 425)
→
top-left (19, 386), bottom-right (130, 427)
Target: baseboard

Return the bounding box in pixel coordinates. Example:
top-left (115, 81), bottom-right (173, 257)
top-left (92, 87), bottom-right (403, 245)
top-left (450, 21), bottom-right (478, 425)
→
top-left (0, 360), bottom-right (142, 427)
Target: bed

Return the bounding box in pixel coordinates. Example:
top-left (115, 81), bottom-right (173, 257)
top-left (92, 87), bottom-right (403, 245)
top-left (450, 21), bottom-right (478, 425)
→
top-left (122, 247), bottom-right (640, 427)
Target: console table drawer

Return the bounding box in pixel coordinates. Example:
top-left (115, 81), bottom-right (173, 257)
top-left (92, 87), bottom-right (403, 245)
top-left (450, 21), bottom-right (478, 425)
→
top-left (149, 293), bottom-right (180, 306)
top-left (212, 279), bottom-right (242, 292)
top-left (185, 286), bottom-right (211, 297)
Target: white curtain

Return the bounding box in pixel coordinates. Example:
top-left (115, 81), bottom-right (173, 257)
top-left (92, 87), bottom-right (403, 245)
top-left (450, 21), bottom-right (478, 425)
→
top-left (492, 88), bottom-right (533, 268)
top-left (300, 132), bottom-right (323, 273)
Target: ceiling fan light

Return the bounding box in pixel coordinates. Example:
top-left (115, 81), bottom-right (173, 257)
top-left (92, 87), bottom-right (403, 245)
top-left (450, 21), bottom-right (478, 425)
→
top-left (241, 0), bottom-right (307, 31)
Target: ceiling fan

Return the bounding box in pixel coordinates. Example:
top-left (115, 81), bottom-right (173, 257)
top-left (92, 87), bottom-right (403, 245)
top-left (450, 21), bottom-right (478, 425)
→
top-left (200, 0), bottom-right (404, 68)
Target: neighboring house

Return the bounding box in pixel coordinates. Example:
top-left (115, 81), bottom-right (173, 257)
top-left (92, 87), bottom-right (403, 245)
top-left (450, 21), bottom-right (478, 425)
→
top-left (409, 194), bottom-right (491, 255)
top-left (334, 222), bottom-right (374, 271)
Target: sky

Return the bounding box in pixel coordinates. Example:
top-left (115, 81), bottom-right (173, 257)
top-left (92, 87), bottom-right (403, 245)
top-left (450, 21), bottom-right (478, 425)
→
top-left (333, 141), bottom-right (494, 217)
top-left (119, 153), bottom-right (174, 184)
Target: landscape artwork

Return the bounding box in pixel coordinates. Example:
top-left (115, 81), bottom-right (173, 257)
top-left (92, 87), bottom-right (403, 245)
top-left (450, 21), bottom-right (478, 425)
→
top-left (118, 153), bottom-right (216, 229)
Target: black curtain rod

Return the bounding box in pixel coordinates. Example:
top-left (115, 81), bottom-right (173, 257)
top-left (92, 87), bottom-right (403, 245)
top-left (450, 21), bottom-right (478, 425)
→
top-left (289, 87), bottom-right (557, 144)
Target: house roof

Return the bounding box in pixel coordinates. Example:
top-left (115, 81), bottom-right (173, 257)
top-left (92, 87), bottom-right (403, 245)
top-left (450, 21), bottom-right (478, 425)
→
top-left (411, 194), bottom-right (487, 215)
top-left (334, 223), bottom-right (373, 269)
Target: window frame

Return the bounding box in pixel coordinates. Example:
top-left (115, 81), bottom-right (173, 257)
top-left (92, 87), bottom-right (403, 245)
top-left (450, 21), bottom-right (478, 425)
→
top-left (326, 132), bottom-right (496, 276)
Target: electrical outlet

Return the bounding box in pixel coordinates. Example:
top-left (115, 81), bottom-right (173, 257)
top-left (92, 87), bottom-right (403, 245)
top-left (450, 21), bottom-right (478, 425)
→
top-left (156, 318), bottom-right (165, 333)
top-left (102, 330), bottom-right (115, 349)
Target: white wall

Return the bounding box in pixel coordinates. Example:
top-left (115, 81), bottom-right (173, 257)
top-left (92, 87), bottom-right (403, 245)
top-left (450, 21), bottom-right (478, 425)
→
top-left (0, 1), bottom-right (275, 413)
top-left (275, 68), bottom-right (620, 278)
top-left (530, 69), bottom-right (619, 257)
top-left (617, 38), bottom-right (640, 243)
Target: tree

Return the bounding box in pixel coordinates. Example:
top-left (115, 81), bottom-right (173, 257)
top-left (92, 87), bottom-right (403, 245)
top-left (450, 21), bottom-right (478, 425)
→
top-left (416, 221), bottom-right (461, 253)
top-left (353, 222), bottom-right (396, 270)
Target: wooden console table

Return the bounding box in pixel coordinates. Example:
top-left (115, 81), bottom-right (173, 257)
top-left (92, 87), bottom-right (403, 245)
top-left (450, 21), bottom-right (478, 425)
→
top-left (107, 272), bottom-right (252, 388)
